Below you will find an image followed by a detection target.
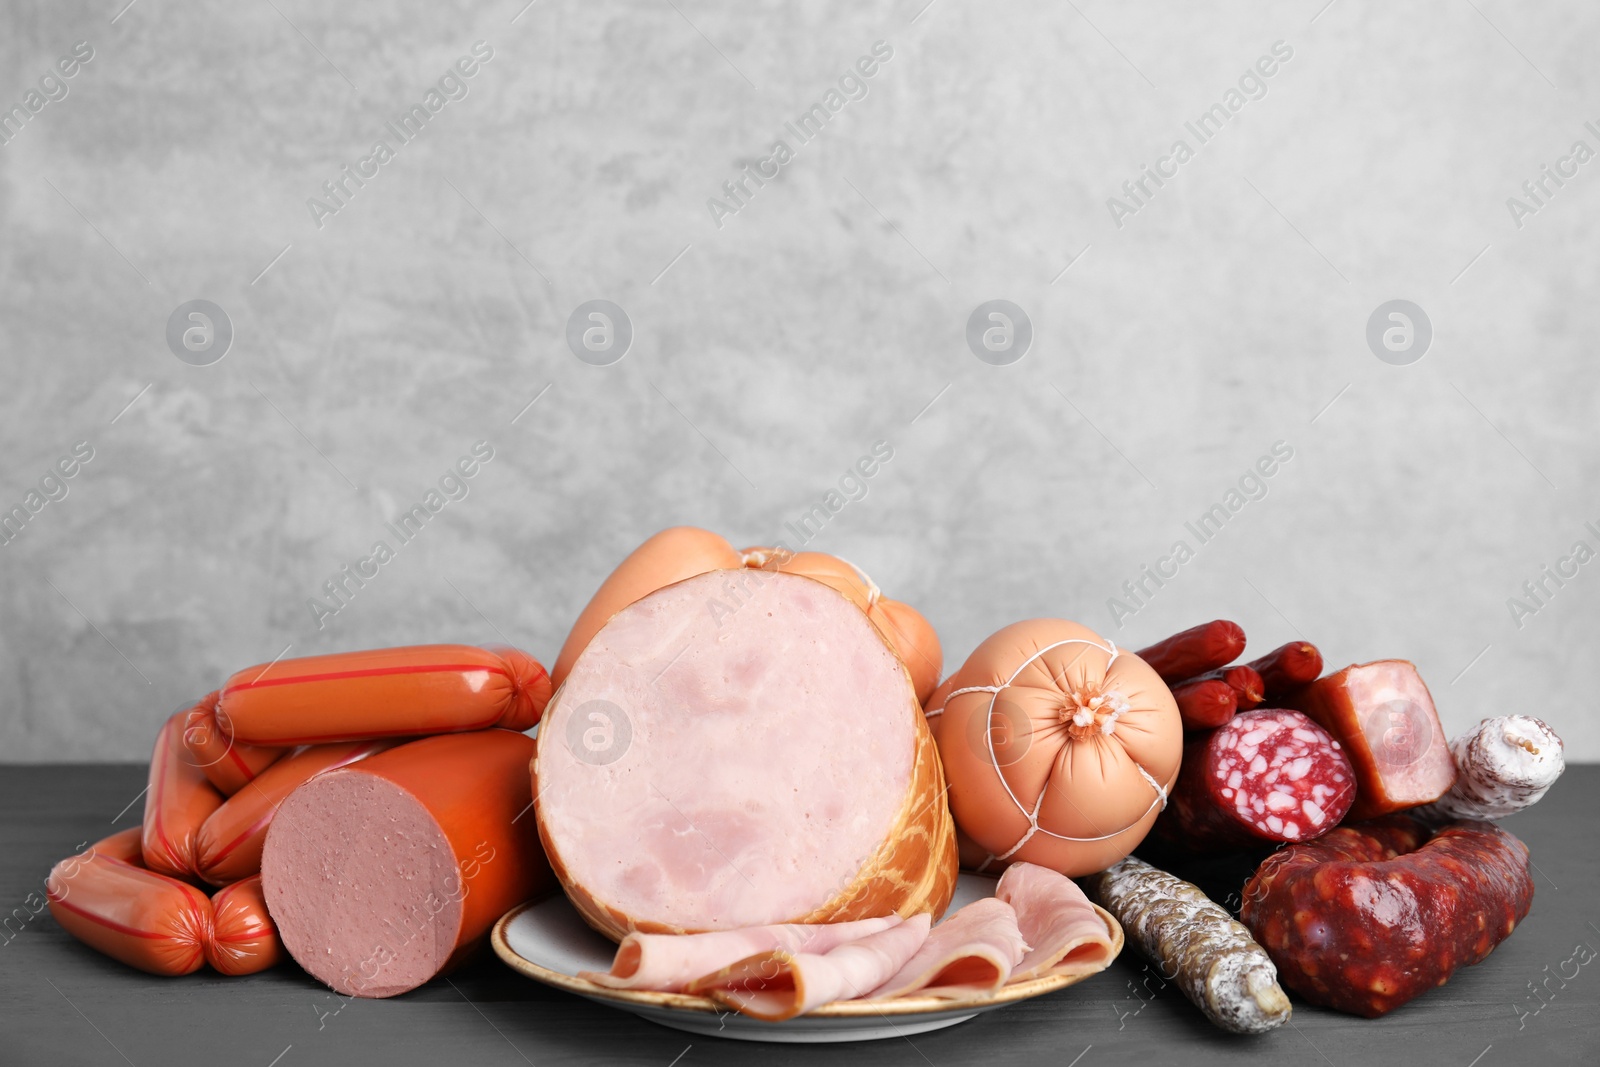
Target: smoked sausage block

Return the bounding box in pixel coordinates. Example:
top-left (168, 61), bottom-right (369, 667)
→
top-left (1241, 815), bottom-right (1534, 1017)
top-left (1287, 660), bottom-right (1455, 819)
top-left (217, 644), bottom-right (550, 746)
top-left (537, 569), bottom-right (957, 940)
top-left (262, 729), bottom-right (553, 997)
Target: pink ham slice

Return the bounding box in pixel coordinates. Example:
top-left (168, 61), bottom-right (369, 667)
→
top-left (996, 862), bottom-right (1118, 980)
top-left (535, 569), bottom-right (956, 940)
top-left (691, 914), bottom-right (933, 1021)
top-left (867, 897), bottom-right (1029, 1000)
top-left (577, 915), bottom-right (904, 993)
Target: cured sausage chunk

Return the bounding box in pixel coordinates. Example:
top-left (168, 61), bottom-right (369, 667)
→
top-left (1287, 660), bottom-right (1455, 819)
top-left (1417, 715), bottom-right (1565, 822)
top-left (1082, 856), bottom-right (1290, 1034)
top-left (536, 569), bottom-right (957, 940)
top-left (1155, 709), bottom-right (1354, 851)
top-left (1241, 815), bottom-right (1534, 1017)
top-left (262, 730), bottom-right (553, 997)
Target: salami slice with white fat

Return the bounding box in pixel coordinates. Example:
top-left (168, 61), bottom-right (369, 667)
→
top-left (1155, 709), bottom-right (1354, 851)
top-left (535, 569), bottom-right (957, 940)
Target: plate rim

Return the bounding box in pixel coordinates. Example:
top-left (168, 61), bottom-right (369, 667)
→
top-left (489, 892), bottom-right (1123, 1019)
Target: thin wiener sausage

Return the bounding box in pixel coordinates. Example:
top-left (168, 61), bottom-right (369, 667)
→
top-left (216, 644), bottom-right (551, 746)
top-left (178, 691), bottom-right (289, 795)
top-left (208, 876), bottom-right (284, 976)
top-left (48, 833), bottom-right (212, 976)
top-left (142, 710), bottom-right (225, 879)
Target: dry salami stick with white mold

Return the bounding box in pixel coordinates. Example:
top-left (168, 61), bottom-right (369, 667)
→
top-left (1415, 715), bottom-right (1565, 823)
top-left (1081, 855), bottom-right (1290, 1035)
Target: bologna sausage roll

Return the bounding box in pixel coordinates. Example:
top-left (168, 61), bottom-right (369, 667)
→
top-left (178, 691), bottom-right (289, 796)
top-left (261, 729), bottom-right (553, 998)
top-left (142, 710), bottom-right (226, 879)
top-left (216, 644), bottom-right (551, 746)
top-left (194, 739), bottom-right (396, 886)
top-left (927, 619), bottom-right (1182, 877)
top-left (536, 569), bottom-right (958, 941)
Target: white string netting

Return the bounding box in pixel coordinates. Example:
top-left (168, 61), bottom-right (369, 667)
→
top-left (925, 637), bottom-right (1170, 872)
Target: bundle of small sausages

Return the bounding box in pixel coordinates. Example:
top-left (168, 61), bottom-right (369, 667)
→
top-left (47, 644), bottom-right (555, 994)
top-left (1080, 618), bottom-right (1565, 1028)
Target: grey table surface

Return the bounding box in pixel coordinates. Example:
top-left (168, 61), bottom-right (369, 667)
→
top-left (2, 765), bottom-right (1596, 1067)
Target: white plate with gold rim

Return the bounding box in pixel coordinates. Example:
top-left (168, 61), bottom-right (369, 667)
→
top-left (490, 873), bottom-right (1122, 1043)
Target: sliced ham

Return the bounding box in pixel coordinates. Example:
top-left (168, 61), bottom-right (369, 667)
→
top-left (535, 569), bottom-right (956, 940)
top-left (867, 897), bottom-right (1029, 1000)
top-left (996, 862), bottom-right (1117, 979)
top-left (694, 914), bottom-right (933, 1021)
top-left (577, 915), bottom-right (904, 993)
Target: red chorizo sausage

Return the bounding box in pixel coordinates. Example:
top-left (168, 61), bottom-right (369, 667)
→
top-left (178, 691), bottom-right (289, 795)
top-left (194, 739), bottom-right (397, 886)
top-left (216, 644), bottom-right (551, 746)
top-left (1241, 815), bottom-right (1534, 1017)
top-left (1135, 621), bottom-right (1246, 684)
top-left (1170, 677), bottom-right (1239, 730)
top-left (48, 832), bottom-right (212, 976)
top-left (207, 876), bottom-right (284, 976)
top-left (261, 729), bottom-right (554, 997)
top-left (1244, 642), bottom-right (1323, 702)
top-left (142, 709), bottom-right (225, 878)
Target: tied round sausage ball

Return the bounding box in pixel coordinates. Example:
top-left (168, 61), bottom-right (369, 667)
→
top-left (928, 619), bottom-right (1182, 877)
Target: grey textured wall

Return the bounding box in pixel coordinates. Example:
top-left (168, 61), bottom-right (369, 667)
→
top-left (1, 0), bottom-right (1596, 762)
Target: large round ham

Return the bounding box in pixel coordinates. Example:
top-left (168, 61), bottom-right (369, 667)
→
top-left (928, 619), bottom-right (1183, 877)
top-left (536, 569), bottom-right (957, 941)
top-left (552, 526), bottom-right (942, 704)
